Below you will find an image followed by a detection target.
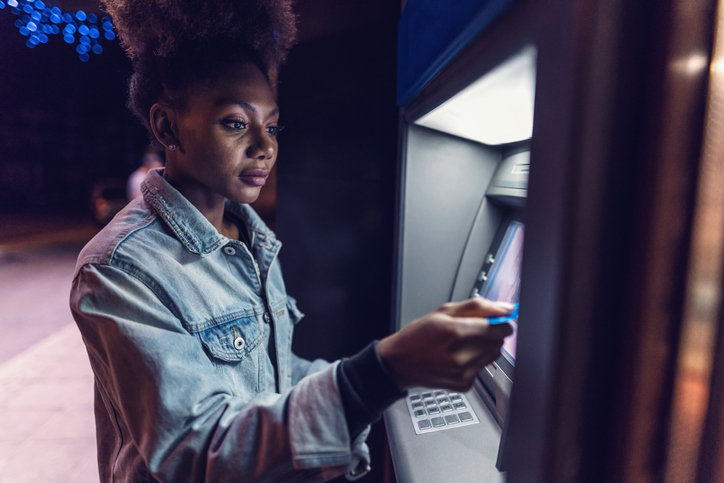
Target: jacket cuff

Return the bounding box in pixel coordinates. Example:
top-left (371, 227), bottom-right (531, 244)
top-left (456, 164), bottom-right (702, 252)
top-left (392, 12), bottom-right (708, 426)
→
top-left (288, 361), bottom-right (371, 478)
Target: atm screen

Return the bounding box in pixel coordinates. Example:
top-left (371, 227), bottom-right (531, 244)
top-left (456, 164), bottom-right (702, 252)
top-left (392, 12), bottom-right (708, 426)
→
top-left (480, 221), bottom-right (524, 363)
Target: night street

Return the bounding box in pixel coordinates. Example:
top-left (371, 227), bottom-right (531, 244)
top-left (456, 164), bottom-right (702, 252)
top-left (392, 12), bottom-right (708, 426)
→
top-left (0, 217), bottom-right (100, 482)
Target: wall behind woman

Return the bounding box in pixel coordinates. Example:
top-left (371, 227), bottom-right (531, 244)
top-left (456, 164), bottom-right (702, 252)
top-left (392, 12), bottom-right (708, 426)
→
top-left (277, 1), bottom-right (400, 363)
top-left (276, 5), bottom-right (399, 480)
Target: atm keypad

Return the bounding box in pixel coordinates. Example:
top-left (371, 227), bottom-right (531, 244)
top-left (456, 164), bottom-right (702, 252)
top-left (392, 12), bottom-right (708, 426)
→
top-left (405, 389), bottom-right (480, 434)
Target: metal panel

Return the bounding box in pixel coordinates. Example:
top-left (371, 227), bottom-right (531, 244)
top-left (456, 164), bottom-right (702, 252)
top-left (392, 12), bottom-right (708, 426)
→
top-left (398, 124), bottom-right (500, 327)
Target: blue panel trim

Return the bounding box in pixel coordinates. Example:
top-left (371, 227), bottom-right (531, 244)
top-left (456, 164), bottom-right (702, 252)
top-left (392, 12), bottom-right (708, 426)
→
top-left (397, 0), bottom-right (517, 107)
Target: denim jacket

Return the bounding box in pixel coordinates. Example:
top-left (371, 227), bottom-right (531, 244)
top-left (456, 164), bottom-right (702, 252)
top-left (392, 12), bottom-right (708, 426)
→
top-left (70, 169), bottom-right (371, 482)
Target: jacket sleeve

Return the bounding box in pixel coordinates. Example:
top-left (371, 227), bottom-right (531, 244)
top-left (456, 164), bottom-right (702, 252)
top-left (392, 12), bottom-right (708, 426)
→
top-left (70, 263), bottom-right (370, 482)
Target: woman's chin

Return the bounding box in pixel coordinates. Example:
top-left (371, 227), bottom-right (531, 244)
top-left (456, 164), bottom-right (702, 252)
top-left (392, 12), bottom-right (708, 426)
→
top-left (227, 188), bottom-right (261, 205)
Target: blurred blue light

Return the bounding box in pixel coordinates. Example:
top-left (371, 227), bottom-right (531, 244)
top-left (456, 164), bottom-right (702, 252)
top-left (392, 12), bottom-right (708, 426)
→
top-left (7, 0), bottom-right (115, 60)
top-left (0, 2), bottom-right (5, 9)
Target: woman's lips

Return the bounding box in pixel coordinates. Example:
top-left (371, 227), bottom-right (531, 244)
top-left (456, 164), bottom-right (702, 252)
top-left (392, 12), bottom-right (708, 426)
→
top-left (239, 170), bottom-right (269, 187)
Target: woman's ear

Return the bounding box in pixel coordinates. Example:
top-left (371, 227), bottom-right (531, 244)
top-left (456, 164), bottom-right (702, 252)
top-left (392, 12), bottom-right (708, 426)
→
top-left (149, 103), bottom-right (180, 152)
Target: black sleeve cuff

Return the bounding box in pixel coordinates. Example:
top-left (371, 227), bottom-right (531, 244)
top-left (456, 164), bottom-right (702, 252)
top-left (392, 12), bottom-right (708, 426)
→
top-left (337, 340), bottom-right (407, 438)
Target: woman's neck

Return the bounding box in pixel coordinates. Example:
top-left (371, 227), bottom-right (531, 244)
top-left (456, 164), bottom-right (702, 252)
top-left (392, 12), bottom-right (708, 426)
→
top-left (162, 171), bottom-right (239, 240)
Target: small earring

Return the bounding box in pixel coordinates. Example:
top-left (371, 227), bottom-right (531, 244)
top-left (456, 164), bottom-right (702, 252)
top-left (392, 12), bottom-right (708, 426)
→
top-left (168, 144), bottom-right (177, 151)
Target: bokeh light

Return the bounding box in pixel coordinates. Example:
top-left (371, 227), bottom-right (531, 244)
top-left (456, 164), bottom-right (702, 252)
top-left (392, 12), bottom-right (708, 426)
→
top-left (2, 0), bottom-right (116, 60)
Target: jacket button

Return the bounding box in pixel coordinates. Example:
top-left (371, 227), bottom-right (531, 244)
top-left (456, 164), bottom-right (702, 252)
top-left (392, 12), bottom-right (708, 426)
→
top-left (263, 312), bottom-right (271, 323)
top-left (234, 336), bottom-right (245, 350)
top-left (223, 246), bottom-right (236, 256)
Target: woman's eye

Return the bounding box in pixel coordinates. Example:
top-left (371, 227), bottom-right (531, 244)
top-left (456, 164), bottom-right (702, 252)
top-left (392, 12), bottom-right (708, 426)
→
top-left (267, 125), bottom-right (285, 137)
top-left (223, 120), bottom-right (247, 130)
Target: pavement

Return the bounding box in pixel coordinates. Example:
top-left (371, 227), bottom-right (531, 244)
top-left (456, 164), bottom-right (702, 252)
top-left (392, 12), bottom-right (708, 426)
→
top-left (0, 215), bottom-right (101, 482)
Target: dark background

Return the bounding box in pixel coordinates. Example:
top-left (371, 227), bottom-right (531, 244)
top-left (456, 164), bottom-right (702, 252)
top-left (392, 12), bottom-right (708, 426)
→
top-left (278, 2), bottom-right (400, 481)
top-left (0, 1), bottom-right (401, 481)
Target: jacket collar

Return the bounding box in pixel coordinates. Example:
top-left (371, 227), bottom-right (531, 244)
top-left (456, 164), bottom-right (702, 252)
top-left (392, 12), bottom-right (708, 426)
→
top-left (141, 168), bottom-right (278, 256)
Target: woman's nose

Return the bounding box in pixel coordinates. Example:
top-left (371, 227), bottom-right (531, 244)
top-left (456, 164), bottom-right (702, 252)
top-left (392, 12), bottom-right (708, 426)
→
top-left (247, 128), bottom-right (275, 159)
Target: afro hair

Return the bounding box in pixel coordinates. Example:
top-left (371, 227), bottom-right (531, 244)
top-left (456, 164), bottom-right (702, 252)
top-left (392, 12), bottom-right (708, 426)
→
top-left (103, 0), bottom-right (297, 74)
top-left (101, 0), bottom-right (297, 130)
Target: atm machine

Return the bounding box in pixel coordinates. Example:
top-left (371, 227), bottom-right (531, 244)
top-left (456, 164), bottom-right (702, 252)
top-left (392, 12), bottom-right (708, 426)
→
top-left (383, 0), bottom-right (717, 482)
top-left (384, 3), bottom-right (541, 480)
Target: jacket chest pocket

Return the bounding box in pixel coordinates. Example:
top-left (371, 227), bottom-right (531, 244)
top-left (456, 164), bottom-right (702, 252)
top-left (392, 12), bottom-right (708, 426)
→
top-left (196, 314), bottom-right (264, 397)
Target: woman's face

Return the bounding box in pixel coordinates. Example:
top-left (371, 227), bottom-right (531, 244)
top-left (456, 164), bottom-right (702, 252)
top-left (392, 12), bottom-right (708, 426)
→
top-left (164, 62), bottom-right (280, 204)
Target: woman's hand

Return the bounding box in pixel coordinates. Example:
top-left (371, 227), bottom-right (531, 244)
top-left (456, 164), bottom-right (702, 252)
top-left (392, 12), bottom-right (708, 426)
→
top-left (376, 298), bottom-right (515, 392)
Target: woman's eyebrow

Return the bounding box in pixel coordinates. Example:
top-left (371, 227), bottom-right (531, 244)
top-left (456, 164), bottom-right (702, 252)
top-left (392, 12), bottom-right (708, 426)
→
top-left (215, 98), bottom-right (280, 116)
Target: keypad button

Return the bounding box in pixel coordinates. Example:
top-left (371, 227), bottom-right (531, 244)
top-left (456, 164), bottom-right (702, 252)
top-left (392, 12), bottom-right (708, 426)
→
top-left (421, 392), bottom-right (433, 398)
top-left (427, 407), bottom-right (440, 415)
top-left (418, 419), bottom-right (432, 430)
top-left (453, 402), bottom-right (466, 410)
top-left (409, 395), bottom-right (421, 401)
top-left (437, 397), bottom-right (449, 404)
top-left (459, 412), bottom-right (474, 422)
top-left (412, 402), bottom-right (423, 409)
top-left (440, 405), bottom-right (453, 412)
top-left (434, 390), bottom-right (445, 396)
top-left (431, 417), bottom-right (445, 428)
top-left (425, 400), bottom-right (437, 407)
top-left (414, 409), bottom-right (426, 418)
top-left (444, 414), bottom-right (460, 425)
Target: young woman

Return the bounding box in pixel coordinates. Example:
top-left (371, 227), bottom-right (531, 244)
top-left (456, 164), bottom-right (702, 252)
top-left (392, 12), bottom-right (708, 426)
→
top-left (70, 1), bottom-right (514, 481)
